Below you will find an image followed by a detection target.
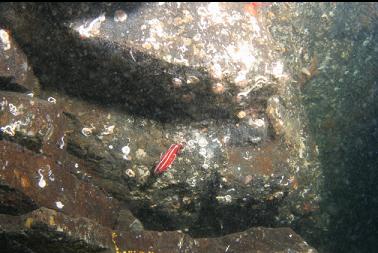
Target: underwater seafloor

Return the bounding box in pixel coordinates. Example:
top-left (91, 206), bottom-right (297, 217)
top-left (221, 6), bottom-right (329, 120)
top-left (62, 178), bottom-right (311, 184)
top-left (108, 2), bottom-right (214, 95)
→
top-left (0, 2), bottom-right (377, 253)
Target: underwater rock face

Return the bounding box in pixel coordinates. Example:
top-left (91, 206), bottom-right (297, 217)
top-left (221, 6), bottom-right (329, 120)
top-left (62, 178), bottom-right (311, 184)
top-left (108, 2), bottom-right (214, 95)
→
top-left (0, 2), bottom-right (324, 252)
top-left (0, 207), bottom-right (318, 253)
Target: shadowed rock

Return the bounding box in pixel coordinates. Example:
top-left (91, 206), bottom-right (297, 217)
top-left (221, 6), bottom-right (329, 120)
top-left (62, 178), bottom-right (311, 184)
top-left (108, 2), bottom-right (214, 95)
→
top-left (0, 207), bottom-right (317, 253)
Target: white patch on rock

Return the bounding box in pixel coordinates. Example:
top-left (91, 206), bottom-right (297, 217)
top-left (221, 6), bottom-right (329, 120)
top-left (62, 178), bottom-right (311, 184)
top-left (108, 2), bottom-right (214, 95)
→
top-left (198, 137), bottom-right (208, 148)
top-left (76, 13), bottom-right (106, 38)
top-left (122, 145), bottom-right (131, 160)
top-left (0, 29), bottom-right (11, 50)
top-left (58, 136), bottom-right (65, 149)
top-left (199, 148), bottom-right (207, 157)
top-left (47, 97), bottom-right (56, 104)
top-left (8, 103), bottom-right (18, 116)
top-left (101, 125), bottom-right (115, 135)
top-left (114, 10), bottom-right (127, 23)
top-left (248, 118), bottom-right (266, 128)
top-left (38, 169), bottom-right (46, 188)
top-left (125, 169), bottom-right (136, 178)
top-left (55, 201), bottom-right (64, 209)
top-left (272, 61), bottom-right (284, 78)
top-left (81, 126), bottom-right (95, 137)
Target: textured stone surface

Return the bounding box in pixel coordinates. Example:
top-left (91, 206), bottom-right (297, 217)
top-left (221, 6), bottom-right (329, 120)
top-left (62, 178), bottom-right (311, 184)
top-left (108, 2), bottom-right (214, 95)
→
top-left (0, 140), bottom-right (119, 228)
top-left (57, 92), bottom-right (296, 237)
top-left (0, 91), bottom-right (66, 158)
top-left (0, 207), bottom-right (317, 253)
top-left (0, 2), bottom-right (330, 252)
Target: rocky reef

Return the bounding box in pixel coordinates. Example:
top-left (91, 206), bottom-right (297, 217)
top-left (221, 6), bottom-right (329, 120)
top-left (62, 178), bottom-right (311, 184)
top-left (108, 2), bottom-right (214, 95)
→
top-left (2, 2), bottom-right (375, 253)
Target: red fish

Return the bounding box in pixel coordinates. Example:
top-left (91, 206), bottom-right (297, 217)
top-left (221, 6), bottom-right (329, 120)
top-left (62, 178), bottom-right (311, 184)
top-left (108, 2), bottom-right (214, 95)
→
top-left (244, 2), bottom-right (271, 16)
top-left (154, 143), bottom-right (184, 175)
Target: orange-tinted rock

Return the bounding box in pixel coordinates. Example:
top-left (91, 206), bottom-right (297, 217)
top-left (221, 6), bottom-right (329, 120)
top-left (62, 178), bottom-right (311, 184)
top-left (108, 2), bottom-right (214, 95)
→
top-left (0, 140), bottom-right (119, 227)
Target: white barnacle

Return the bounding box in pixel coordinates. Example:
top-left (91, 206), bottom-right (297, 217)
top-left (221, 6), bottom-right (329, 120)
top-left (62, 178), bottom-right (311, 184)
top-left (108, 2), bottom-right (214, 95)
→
top-left (81, 126), bottom-right (95, 137)
top-left (122, 146), bottom-right (130, 155)
top-left (101, 125), bottom-right (115, 135)
top-left (224, 195), bottom-right (232, 203)
top-left (186, 139), bottom-right (196, 151)
top-left (55, 201), bottom-right (64, 209)
top-left (1, 125), bottom-right (15, 136)
top-left (38, 169), bottom-right (46, 188)
top-left (198, 137), bottom-right (208, 148)
top-left (122, 145), bottom-right (130, 160)
top-left (8, 103), bottom-right (18, 116)
top-left (216, 195), bottom-right (232, 204)
top-left (76, 13), bottom-right (106, 38)
top-left (237, 76), bottom-right (268, 98)
top-left (0, 29), bottom-right (11, 50)
top-left (125, 169), bottom-right (135, 177)
top-left (248, 118), bottom-right (266, 128)
top-left (171, 78), bottom-right (183, 88)
top-left (47, 97), bottom-right (56, 104)
top-left (250, 136), bottom-right (262, 144)
top-left (58, 136), bottom-right (65, 149)
top-left (186, 75), bottom-right (200, 85)
top-left (199, 148), bottom-right (207, 157)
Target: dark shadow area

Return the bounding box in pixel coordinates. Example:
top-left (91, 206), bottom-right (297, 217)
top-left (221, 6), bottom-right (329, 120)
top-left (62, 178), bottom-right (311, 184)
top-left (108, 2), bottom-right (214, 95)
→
top-left (0, 77), bottom-right (30, 93)
top-left (0, 228), bottom-right (103, 253)
top-left (0, 184), bottom-right (38, 215)
top-left (302, 29), bottom-right (378, 252)
top-left (45, 2), bottom-right (144, 21)
top-left (134, 171), bottom-right (287, 238)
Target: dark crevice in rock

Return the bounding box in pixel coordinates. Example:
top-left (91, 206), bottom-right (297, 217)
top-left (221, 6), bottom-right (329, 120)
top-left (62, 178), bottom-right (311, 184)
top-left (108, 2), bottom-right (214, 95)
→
top-left (0, 77), bottom-right (30, 94)
top-left (0, 184), bottom-right (39, 215)
top-left (190, 171), bottom-right (222, 237)
top-left (0, 132), bottom-right (43, 155)
top-left (0, 229), bottom-right (106, 253)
